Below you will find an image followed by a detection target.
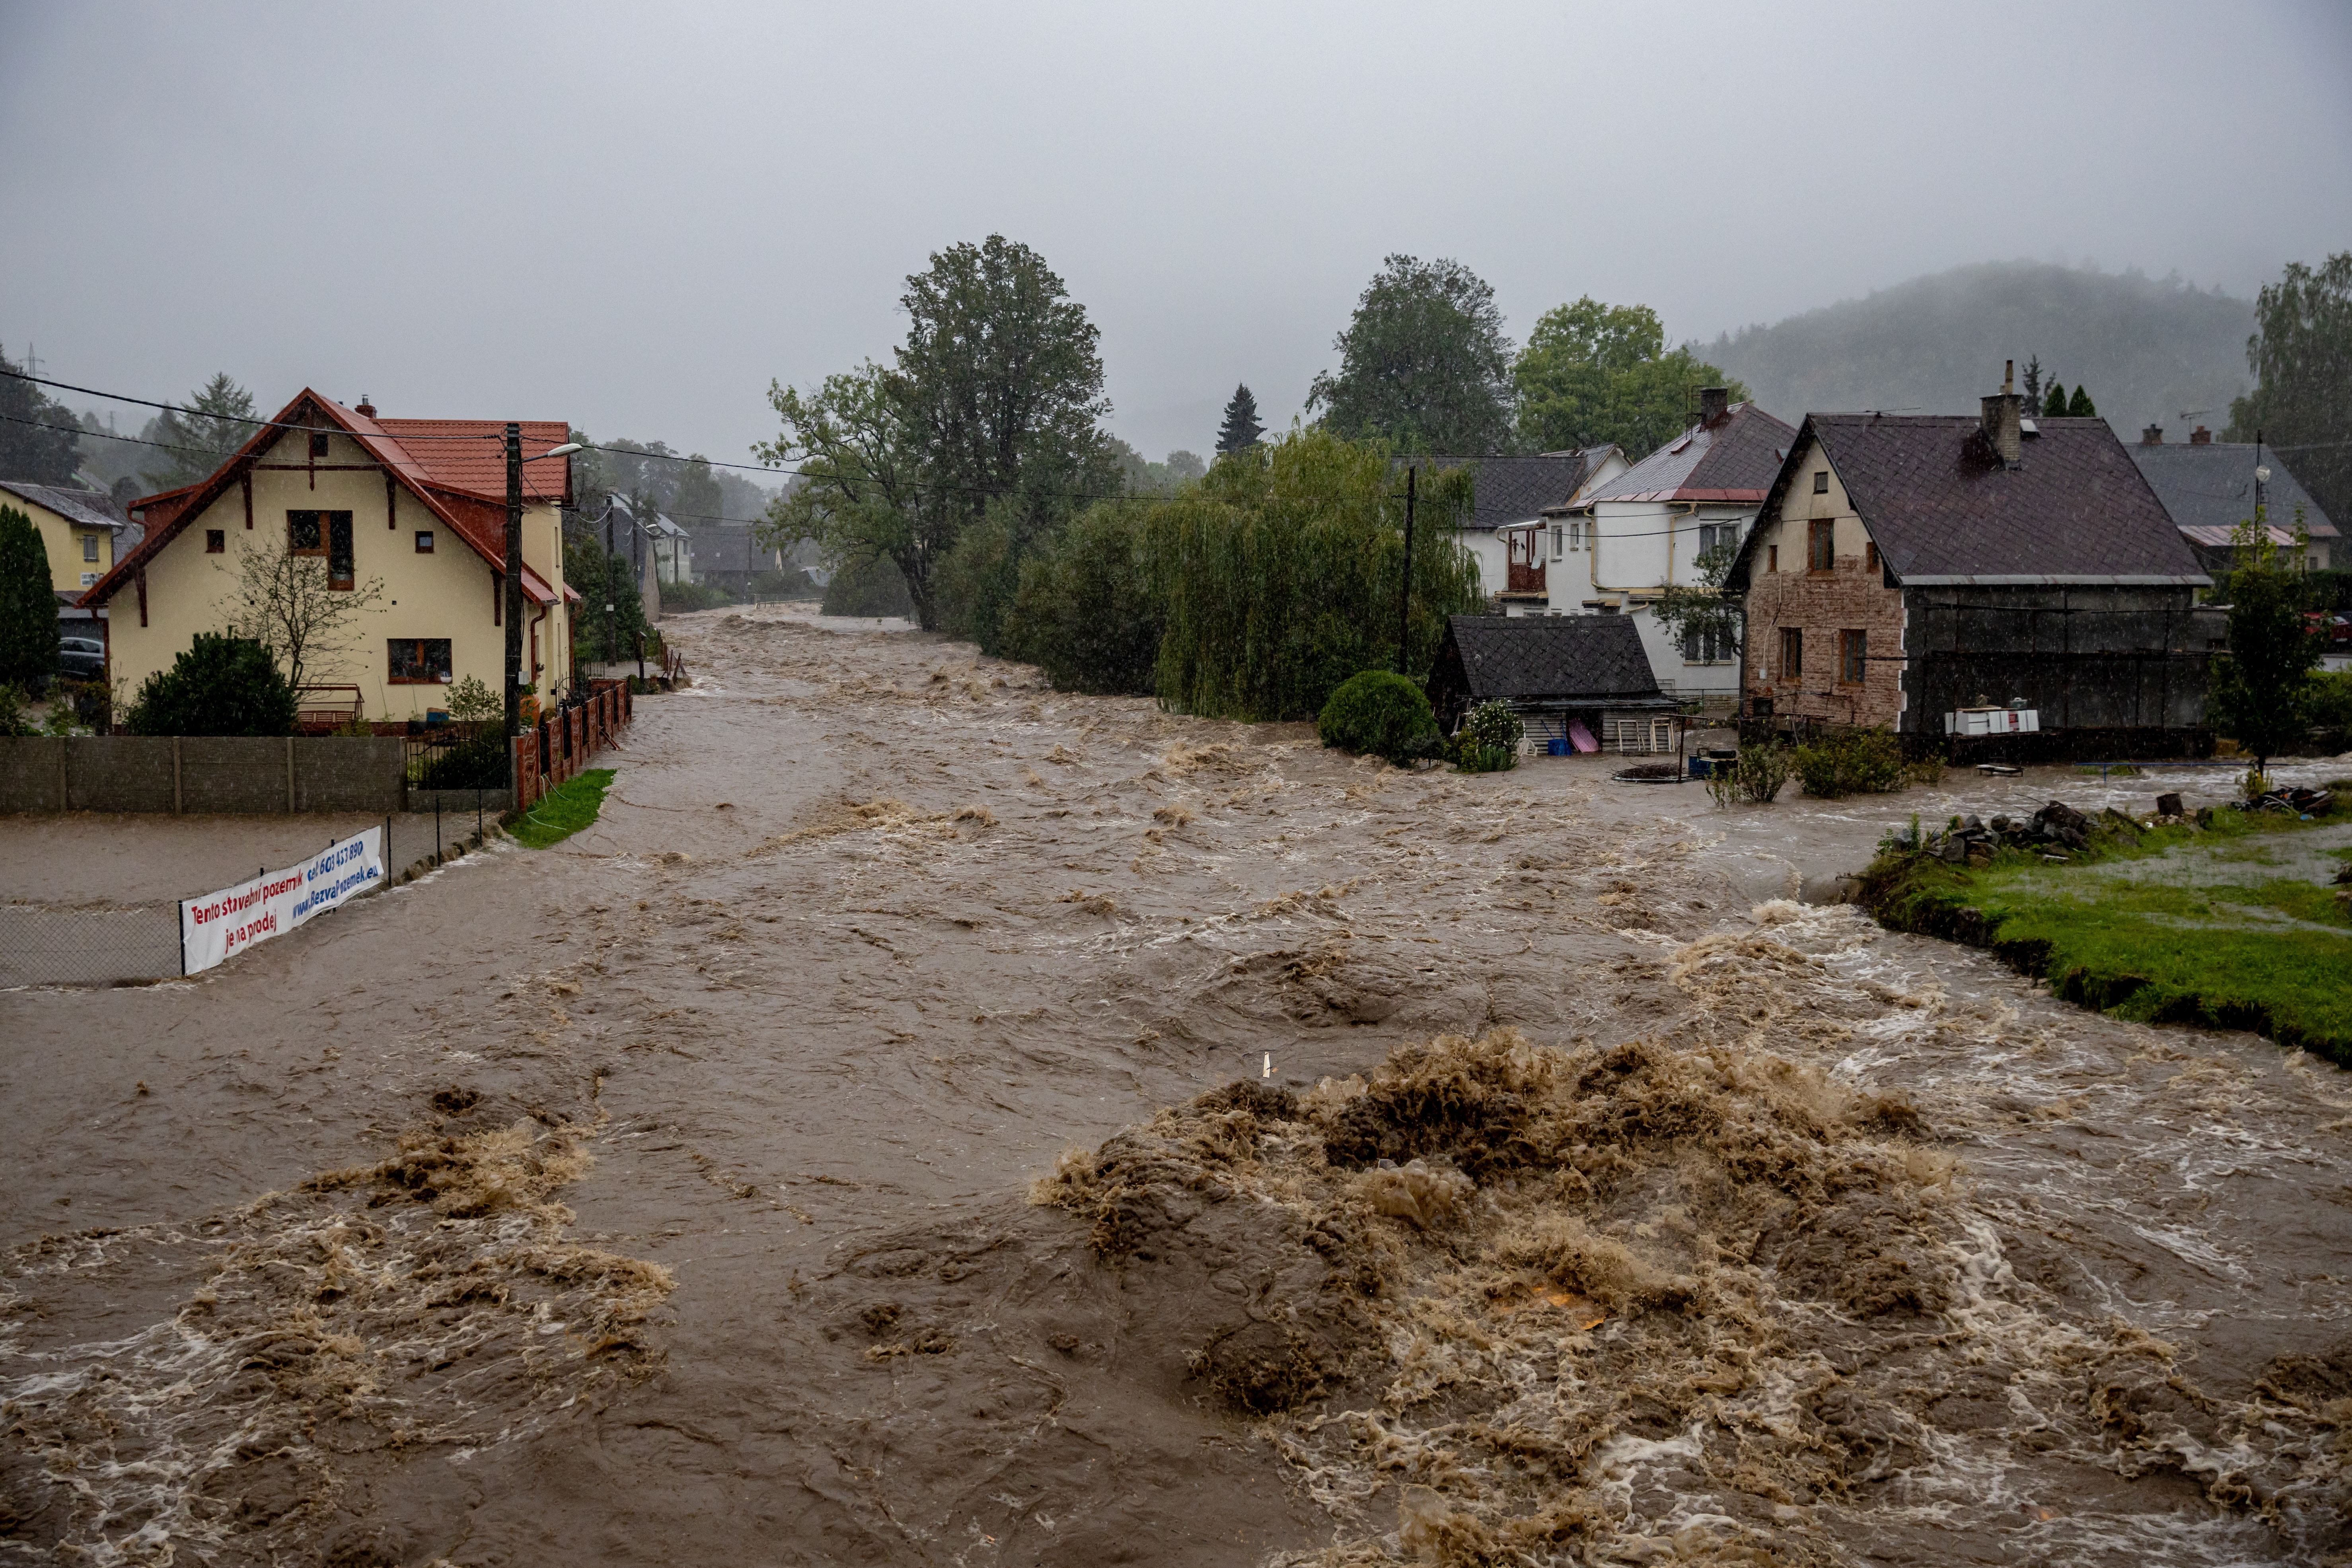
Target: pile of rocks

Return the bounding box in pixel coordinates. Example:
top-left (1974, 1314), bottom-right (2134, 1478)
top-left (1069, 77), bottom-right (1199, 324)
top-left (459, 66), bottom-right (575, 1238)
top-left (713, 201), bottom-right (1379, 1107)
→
top-left (1926, 799), bottom-right (2149, 866)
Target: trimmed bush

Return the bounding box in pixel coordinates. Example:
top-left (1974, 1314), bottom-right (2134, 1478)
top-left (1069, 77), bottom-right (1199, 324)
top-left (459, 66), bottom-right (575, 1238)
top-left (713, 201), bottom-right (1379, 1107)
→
top-left (1318, 670), bottom-right (1438, 764)
top-left (125, 633), bottom-right (297, 736)
top-left (1793, 727), bottom-right (1905, 799)
top-left (0, 504), bottom-right (57, 693)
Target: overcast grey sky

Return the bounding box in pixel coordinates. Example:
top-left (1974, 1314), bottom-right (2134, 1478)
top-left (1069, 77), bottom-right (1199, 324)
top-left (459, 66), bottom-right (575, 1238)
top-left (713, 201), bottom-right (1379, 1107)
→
top-left (3, 0), bottom-right (2348, 495)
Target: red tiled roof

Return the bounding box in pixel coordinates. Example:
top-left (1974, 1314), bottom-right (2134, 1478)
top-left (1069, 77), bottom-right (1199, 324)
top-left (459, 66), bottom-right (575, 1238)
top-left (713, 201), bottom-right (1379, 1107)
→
top-left (375, 418), bottom-right (571, 501)
top-left (88, 390), bottom-right (572, 607)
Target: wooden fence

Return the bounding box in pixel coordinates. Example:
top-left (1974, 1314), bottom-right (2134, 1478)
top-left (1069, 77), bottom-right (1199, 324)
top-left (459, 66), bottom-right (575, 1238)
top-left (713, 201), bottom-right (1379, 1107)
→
top-left (513, 680), bottom-right (633, 811)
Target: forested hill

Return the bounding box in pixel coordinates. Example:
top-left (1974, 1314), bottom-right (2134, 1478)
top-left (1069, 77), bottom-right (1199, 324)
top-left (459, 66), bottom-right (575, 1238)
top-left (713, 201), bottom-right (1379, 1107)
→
top-left (1702, 261), bottom-right (2255, 436)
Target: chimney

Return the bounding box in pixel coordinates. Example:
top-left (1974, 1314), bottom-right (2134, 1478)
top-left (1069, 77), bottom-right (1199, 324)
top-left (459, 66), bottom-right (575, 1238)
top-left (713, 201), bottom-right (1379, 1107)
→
top-left (1698, 386), bottom-right (1730, 430)
top-left (1980, 359), bottom-right (2023, 467)
top-left (2190, 425), bottom-right (2212, 445)
top-left (2141, 424), bottom-right (2163, 445)
top-left (355, 395), bottom-right (377, 419)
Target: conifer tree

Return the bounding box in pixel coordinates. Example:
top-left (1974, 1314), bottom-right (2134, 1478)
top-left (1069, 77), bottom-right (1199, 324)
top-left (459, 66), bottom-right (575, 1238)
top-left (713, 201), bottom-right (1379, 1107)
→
top-left (2066, 384), bottom-right (2097, 417)
top-left (2042, 382), bottom-right (2068, 418)
top-left (1216, 384), bottom-right (1264, 453)
top-left (0, 504), bottom-right (59, 692)
top-left (2020, 355), bottom-right (2044, 413)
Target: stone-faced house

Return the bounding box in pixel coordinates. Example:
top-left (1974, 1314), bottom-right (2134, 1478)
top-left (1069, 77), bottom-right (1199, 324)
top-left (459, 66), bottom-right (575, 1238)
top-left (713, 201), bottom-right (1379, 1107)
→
top-left (1724, 367), bottom-right (2218, 752)
top-left (84, 390), bottom-right (578, 724)
top-left (2128, 425), bottom-right (2336, 573)
top-left (1539, 390), bottom-right (1794, 700)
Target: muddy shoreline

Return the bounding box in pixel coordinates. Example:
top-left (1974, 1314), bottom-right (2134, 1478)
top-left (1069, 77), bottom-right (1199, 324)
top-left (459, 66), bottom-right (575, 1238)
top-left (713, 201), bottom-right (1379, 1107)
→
top-left (4, 608), bottom-right (2347, 1565)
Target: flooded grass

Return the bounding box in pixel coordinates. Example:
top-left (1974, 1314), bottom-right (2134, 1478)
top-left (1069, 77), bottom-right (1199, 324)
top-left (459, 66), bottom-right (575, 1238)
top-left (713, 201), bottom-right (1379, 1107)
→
top-left (1861, 809), bottom-right (2352, 1060)
top-left (510, 767), bottom-right (615, 849)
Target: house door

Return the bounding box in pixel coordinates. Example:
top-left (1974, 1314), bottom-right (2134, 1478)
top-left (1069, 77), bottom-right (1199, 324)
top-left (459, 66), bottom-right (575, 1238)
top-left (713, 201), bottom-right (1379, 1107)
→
top-left (328, 512), bottom-right (354, 590)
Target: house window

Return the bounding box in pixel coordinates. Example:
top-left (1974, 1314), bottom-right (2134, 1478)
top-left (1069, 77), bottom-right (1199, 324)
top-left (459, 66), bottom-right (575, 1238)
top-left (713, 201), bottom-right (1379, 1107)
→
top-left (288, 510), bottom-right (325, 555)
top-left (1840, 629), bottom-right (1868, 684)
top-left (1681, 625), bottom-right (1728, 663)
top-left (1768, 544), bottom-right (1778, 573)
top-left (1809, 519), bottom-right (1835, 571)
top-left (1696, 521), bottom-right (1739, 559)
top-left (415, 530), bottom-right (435, 553)
top-left (1865, 540), bottom-right (1879, 571)
top-left (1781, 627), bottom-right (1803, 680)
top-left (205, 529), bottom-right (226, 553)
top-left (1813, 470), bottom-right (1830, 494)
top-left (309, 430), bottom-right (330, 459)
top-left (388, 638), bottom-right (454, 684)
top-left (1551, 524), bottom-right (1563, 560)
top-left (82, 534), bottom-right (99, 562)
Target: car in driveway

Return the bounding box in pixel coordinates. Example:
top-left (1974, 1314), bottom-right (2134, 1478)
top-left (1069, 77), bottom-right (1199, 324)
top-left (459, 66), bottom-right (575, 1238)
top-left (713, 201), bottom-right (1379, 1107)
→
top-left (58, 636), bottom-right (105, 680)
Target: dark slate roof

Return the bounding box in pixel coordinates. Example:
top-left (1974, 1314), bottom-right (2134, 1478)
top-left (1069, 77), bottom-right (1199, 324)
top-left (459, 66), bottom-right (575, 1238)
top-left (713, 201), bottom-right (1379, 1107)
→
top-left (1418, 452), bottom-right (1610, 532)
top-left (0, 481), bottom-right (131, 532)
top-left (2128, 441), bottom-right (2338, 540)
top-left (1441, 614), bottom-right (1667, 703)
top-left (1734, 414), bottom-right (2207, 587)
top-left (1580, 402), bottom-right (1795, 504)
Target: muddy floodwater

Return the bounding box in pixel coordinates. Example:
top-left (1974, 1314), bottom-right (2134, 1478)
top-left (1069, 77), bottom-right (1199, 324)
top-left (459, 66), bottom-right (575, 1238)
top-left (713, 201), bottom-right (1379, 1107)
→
top-left (4, 608), bottom-right (2348, 1566)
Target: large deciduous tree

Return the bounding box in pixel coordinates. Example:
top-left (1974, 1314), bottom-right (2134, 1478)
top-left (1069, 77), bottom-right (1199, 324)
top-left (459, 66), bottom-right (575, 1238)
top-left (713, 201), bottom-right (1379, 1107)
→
top-left (1307, 255), bottom-right (1515, 456)
top-left (142, 373), bottom-right (257, 490)
top-left (759, 235), bottom-right (1115, 637)
top-left (1512, 298), bottom-right (1748, 460)
top-left (2227, 252), bottom-right (2352, 528)
top-left (0, 351), bottom-right (81, 484)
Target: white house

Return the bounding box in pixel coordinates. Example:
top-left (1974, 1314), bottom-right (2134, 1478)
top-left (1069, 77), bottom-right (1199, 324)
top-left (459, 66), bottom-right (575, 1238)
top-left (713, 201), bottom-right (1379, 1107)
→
top-left (1531, 390), bottom-right (1795, 699)
top-left (1443, 450), bottom-right (1627, 603)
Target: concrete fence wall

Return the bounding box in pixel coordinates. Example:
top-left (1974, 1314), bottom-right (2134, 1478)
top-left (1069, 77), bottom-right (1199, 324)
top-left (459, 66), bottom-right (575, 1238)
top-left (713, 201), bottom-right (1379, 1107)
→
top-left (0, 736), bottom-right (408, 814)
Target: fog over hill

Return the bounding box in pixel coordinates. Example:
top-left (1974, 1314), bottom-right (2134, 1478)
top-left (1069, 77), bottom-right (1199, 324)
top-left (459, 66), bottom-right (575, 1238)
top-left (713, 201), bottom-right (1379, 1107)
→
top-left (1703, 261), bottom-right (2255, 438)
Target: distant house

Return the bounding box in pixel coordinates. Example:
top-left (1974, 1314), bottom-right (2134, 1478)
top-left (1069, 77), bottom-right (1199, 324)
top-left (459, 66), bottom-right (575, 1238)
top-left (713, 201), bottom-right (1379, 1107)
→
top-left (1436, 450), bottom-right (1627, 605)
top-left (1540, 390), bottom-right (1795, 701)
top-left (1426, 613), bottom-right (1679, 753)
top-left (0, 479), bottom-right (140, 639)
top-left (687, 521), bottom-right (788, 593)
top-left (2128, 425), bottom-right (2336, 573)
top-left (84, 390), bottom-right (580, 725)
top-left (1725, 366), bottom-right (2218, 752)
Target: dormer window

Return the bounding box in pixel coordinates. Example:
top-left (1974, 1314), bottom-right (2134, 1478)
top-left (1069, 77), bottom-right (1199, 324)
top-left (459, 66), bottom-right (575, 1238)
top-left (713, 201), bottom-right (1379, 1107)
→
top-left (1812, 471), bottom-right (1830, 495)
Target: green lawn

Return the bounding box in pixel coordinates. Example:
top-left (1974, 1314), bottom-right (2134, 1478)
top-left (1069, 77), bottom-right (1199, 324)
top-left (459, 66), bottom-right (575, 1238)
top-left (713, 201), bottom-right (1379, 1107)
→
top-left (510, 769), bottom-right (615, 849)
top-left (1861, 809), bottom-right (2352, 1062)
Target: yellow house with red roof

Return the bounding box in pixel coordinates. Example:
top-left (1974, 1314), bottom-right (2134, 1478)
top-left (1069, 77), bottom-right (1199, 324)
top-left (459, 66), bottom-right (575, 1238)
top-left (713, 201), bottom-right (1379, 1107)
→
top-left (83, 390), bottom-right (578, 724)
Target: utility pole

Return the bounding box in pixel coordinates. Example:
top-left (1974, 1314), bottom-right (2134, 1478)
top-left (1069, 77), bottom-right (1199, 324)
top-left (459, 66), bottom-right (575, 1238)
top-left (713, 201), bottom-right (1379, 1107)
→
top-left (503, 422), bottom-right (524, 769)
top-left (1397, 465), bottom-right (1417, 673)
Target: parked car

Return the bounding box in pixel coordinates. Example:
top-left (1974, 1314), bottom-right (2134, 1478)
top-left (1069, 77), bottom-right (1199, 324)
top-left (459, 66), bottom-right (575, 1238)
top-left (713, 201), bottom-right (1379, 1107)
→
top-left (58, 636), bottom-right (105, 679)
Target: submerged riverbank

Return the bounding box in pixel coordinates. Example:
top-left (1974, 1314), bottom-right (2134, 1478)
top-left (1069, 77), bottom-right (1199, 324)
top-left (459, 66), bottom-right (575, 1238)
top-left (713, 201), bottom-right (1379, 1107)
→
top-left (1858, 797), bottom-right (2352, 1061)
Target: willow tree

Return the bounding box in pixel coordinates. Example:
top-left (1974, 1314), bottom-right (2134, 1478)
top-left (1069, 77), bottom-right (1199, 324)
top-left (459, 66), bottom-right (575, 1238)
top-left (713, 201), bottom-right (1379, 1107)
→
top-left (1145, 429), bottom-right (1480, 721)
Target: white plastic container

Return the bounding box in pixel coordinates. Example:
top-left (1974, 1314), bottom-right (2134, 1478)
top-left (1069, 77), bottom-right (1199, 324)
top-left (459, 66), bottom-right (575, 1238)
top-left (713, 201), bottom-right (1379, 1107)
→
top-left (1945, 707), bottom-right (2040, 736)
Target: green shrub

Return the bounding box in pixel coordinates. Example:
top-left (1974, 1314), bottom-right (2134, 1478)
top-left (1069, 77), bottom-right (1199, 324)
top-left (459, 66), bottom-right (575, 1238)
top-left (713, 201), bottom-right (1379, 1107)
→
top-left (0, 683), bottom-right (36, 737)
top-left (2309, 669), bottom-right (2352, 731)
top-left (1003, 508), bottom-right (1161, 695)
top-left (1705, 742), bottom-right (1794, 806)
top-left (821, 553), bottom-right (915, 618)
top-left (125, 634), bottom-right (296, 736)
top-left (416, 731), bottom-right (507, 789)
top-left (1317, 670), bottom-right (1439, 764)
top-left (1460, 700), bottom-right (1525, 754)
top-left (1793, 727), bottom-right (1905, 799)
top-left (1454, 743), bottom-right (1517, 773)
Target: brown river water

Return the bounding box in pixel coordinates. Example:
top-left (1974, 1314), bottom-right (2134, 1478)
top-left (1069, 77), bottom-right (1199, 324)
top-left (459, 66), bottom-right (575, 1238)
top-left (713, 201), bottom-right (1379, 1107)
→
top-left (4, 608), bottom-right (2348, 1566)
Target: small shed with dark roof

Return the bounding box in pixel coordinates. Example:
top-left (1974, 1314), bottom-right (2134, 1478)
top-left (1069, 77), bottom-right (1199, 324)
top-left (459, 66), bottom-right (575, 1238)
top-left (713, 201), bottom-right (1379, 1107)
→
top-left (1426, 614), bottom-right (1678, 740)
top-left (1726, 385), bottom-right (2223, 752)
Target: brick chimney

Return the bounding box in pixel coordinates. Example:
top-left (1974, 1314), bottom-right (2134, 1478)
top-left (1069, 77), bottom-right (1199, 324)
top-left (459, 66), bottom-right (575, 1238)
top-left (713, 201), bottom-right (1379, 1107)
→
top-left (354, 395), bottom-right (377, 419)
top-left (2190, 425), bottom-right (2212, 445)
top-left (1980, 360), bottom-right (2023, 467)
top-left (1698, 386), bottom-right (1730, 430)
top-left (2141, 424), bottom-right (2163, 445)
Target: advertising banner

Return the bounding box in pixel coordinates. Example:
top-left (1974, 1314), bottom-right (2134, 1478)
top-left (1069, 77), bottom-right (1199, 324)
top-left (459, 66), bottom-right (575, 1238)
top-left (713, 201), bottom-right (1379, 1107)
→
top-left (179, 827), bottom-right (385, 976)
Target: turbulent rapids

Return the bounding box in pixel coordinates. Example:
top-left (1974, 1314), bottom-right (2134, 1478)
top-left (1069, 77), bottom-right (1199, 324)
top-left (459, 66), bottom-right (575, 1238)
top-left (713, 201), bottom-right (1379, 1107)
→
top-left (4, 607), bottom-right (2347, 1566)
